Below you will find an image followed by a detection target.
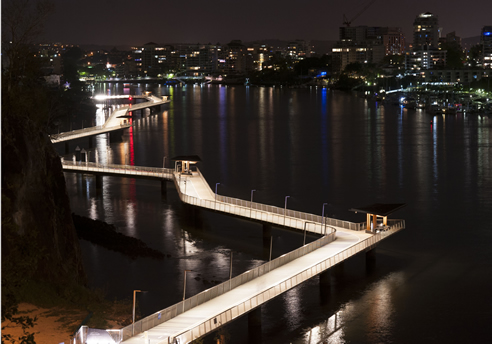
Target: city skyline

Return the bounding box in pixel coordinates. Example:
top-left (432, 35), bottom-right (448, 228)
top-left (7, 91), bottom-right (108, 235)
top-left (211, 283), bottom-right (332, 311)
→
top-left (42, 0), bottom-right (491, 46)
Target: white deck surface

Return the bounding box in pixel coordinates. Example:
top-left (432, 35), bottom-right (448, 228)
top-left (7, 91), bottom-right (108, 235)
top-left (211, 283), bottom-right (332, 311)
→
top-left (51, 97), bottom-right (169, 143)
top-left (123, 230), bottom-right (361, 344)
top-left (62, 163), bottom-right (399, 344)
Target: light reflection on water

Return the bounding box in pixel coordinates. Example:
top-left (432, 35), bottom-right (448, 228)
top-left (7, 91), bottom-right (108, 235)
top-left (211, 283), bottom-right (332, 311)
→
top-left (297, 272), bottom-right (404, 344)
top-left (61, 84), bottom-right (492, 343)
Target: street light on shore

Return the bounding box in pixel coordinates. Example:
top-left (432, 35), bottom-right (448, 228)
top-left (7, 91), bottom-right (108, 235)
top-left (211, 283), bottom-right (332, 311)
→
top-left (250, 189), bottom-right (256, 217)
top-left (284, 196), bottom-right (290, 226)
top-left (304, 221), bottom-right (315, 246)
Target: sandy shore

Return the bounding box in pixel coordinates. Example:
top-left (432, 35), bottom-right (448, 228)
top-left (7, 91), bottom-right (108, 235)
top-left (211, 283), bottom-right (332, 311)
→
top-left (2, 303), bottom-right (123, 344)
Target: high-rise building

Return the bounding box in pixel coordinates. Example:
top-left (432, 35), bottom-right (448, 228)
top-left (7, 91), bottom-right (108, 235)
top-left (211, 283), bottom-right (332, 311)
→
top-left (381, 27), bottom-right (405, 55)
top-left (332, 26), bottom-right (403, 73)
top-left (481, 26), bottom-right (492, 69)
top-left (413, 12), bottom-right (440, 50)
top-left (405, 12), bottom-right (447, 72)
top-left (286, 40), bottom-right (311, 61)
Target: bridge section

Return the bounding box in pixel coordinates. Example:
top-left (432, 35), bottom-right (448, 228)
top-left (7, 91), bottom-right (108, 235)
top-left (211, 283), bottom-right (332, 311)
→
top-left (63, 162), bottom-right (405, 344)
top-left (50, 96), bottom-right (170, 144)
top-left (61, 162), bottom-right (379, 237)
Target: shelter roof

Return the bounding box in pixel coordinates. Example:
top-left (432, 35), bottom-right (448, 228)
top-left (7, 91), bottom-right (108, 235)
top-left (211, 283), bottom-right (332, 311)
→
top-left (349, 203), bottom-right (406, 216)
top-left (171, 155), bottom-right (202, 162)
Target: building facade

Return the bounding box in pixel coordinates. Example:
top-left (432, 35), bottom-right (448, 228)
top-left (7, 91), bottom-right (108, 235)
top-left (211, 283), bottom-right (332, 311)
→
top-left (413, 12), bottom-right (441, 50)
top-left (482, 26), bottom-right (492, 69)
top-left (421, 69), bottom-right (491, 83)
top-left (405, 12), bottom-right (447, 72)
top-left (332, 26), bottom-right (404, 73)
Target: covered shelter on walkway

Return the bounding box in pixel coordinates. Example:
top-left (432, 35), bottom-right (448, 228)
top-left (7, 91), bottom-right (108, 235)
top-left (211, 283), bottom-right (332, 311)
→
top-left (172, 155), bottom-right (201, 174)
top-left (349, 203), bottom-right (406, 232)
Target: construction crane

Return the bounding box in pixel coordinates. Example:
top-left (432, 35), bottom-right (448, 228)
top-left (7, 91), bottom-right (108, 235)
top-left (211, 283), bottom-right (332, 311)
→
top-left (343, 0), bottom-right (377, 27)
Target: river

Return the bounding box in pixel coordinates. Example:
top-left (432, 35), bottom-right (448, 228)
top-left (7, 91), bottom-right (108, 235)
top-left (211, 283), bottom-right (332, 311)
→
top-left (59, 83), bottom-right (492, 343)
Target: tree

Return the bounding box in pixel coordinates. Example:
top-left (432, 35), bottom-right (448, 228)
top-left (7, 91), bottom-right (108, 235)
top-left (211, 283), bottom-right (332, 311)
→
top-left (467, 44), bottom-right (483, 68)
top-left (344, 62), bottom-right (363, 74)
top-left (441, 42), bottom-right (465, 69)
top-left (62, 46), bottom-right (84, 85)
top-left (2, 2), bottom-right (86, 343)
top-left (2, 0), bottom-right (54, 91)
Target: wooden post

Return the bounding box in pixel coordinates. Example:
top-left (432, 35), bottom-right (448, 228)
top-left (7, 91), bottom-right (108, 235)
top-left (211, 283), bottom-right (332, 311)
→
top-left (366, 213), bottom-right (371, 231)
top-left (372, 214), bottom-right (377, 231)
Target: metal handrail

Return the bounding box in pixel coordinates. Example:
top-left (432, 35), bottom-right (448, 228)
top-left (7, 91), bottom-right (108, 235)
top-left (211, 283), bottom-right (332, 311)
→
top-left (120, 215), bottom-right (337, 341)
top-left (61, 161), bottom-right (174, 180)
top-left (72, 163), bottom-right (405, 344)
top-left (167, 222), bottom-right (404, 343)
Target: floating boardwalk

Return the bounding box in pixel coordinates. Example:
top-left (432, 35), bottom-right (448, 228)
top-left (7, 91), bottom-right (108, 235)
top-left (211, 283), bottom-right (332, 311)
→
top-left (65, 161), bottom-right (405, 344)
top-left (50, 95), bottom-right (170, 144)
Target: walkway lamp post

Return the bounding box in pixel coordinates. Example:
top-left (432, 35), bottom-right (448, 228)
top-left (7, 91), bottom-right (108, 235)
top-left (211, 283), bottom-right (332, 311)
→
top-left (183, 270), bottom-right (192, 312)
top-left (215, 183), bottom-right (221, 210)
top-left (304, 221), bottom-right (315, 246)
top-left (132, 289), bottom-right (142, 335)
top-left (322, 203), bottom-right (328, 235)
top-left (250, 189), bottom-right (256, 218)
top-left (284, 196), bottom-right (290, 226)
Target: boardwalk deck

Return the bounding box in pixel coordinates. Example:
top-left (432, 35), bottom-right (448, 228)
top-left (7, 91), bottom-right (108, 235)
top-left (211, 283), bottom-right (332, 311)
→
top-left (63, 162), bottom-right (405, 344)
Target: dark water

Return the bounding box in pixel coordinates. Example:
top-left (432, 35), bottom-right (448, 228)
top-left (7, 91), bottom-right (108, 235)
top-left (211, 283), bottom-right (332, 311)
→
top-left (60, 84), bottom-right (492, 343)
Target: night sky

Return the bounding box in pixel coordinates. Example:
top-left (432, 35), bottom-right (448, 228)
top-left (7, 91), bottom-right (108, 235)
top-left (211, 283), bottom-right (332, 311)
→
top-left (42, 0), bottom-right (491, 46)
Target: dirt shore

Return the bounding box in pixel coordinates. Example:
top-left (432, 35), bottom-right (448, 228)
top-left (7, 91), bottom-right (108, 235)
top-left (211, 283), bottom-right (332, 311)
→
top-left (1, 303), bottom-right (124, 344)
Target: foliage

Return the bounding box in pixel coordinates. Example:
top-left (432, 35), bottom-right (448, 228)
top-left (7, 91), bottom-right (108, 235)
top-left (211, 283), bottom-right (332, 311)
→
top-left (1, 198), bottom-right (40, 344)
top-left (344, 62), bottom-right (363, 74)
top-left (213, 327), bottom-right (230, 344)
top-left (467, 44), bottom-right (483, 68)
top-left (1, 2), bottom-right (73, 344)
top-left (1, 0), bottom-right (54, 91)
top-left (248, 68), bottom-right (297, 85)
top-left (441, 42), bottom-right (465, 69)
top-left (334, 73), bottom-right (362, 90)
top-left (62, 46), bottom-right (84, 86)
top-left (294, 55), bottom-right (332, 75)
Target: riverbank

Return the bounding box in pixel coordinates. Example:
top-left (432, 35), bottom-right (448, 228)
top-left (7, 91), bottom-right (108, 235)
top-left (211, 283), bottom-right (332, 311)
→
top-left (3, 214), bottom-right (159, 344)
top-left (1, 302), bottom-right (129, 344)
